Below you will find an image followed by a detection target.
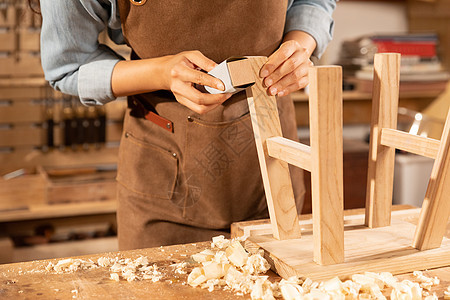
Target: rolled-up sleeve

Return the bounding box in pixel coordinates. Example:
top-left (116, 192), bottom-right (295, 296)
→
top-left (286, 0), bottom-right (337, 58)
top-left (40, 0), bottom-right (123, 105)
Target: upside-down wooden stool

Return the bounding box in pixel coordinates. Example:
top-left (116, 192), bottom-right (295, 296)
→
top-left (232, 54), bottom-right (450, 280)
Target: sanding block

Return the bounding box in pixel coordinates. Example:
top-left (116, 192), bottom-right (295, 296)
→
top-left (205, 57), bottom-right (255, 94)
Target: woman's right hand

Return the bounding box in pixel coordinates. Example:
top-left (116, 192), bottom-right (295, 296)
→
top-left (159, 51), bottom-right (232, 114)
top-left (112, 50), bottom-right (232, 114)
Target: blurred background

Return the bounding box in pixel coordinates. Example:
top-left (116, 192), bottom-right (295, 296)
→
top-left (0, 0), bottom-right (449, 264)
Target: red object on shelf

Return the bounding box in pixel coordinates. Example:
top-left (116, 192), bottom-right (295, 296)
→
top-left (373, 41), bottom-right (437, 57)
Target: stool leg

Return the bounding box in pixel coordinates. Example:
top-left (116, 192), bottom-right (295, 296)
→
top-left (309, 66), bottom-right (344, 265)
top-left (245, 56), bottom-right (301, 240)
top-left (365, 53), bottom-right (401, 228)
top-left (413, 108), bottom-right (450, 250)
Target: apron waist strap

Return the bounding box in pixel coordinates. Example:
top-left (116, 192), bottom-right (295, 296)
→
top-left (128, 97), bottom-right (174, 133)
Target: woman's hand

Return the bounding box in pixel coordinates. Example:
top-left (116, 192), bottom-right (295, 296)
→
top-left (160, 50), bottom-right (232, 114)
top-left (112, 50), bottom-right (232, 115)
top-left (259, 31), bottom-right (316, 97)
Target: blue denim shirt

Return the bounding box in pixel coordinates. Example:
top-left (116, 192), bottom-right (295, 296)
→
top-left (40, 0), bottom-right (336, 105)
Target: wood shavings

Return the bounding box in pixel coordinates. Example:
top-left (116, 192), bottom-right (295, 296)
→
top-left (391, 280), bottom-right (422, 300)
top-left (110, 272), bottom-right (120, 282)
top-left (188, 236), bottom-right (282, 299)
top-left (412, 271), bottom-right (440, 292)
top-left (444, 286), bottom-right (450, 300)
top-left (47, 258), bottom-right (98, 274)
top-left (170, 262), bottom-right (188, 275)
top-left (48, 255), bottom-right (162, 283)
top-left (211, 235), bottom-right (231, 249)
top-left (187, 236), bottom-right (447, 300)
top-left (424, 294), bottom-right (438, 300)
top-left (225, 240), bottom-right (249, 267)
top-left (192, 249), bottom-right (215, 263)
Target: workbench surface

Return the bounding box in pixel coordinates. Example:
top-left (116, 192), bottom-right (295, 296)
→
top-left (0, 242), bottom-right (246, 299)
top-left (1, 207), bottom-right (450, 299)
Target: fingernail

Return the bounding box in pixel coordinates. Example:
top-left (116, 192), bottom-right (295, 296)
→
top-left (278, 91), bottom-right (284, 97)
top-left (270, 87), bottom-right (277, 95)
top-left (261, 70), bottom-right (269, 77)
top-left (265, 78), bottom-right (273, 86)
top-left (218, 83), bottom-right (225, 91)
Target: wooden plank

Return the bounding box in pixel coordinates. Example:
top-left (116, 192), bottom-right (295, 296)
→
top-left (230, 205), bottom-right (417, 239)
top-left (0, 78), bottom-right (48, 89)
top-left (0, 174), bottom-right (46, 211)
top-left (1, 234), bottom-right (450, 299)
top-left (0, 53), bottom-right (43, 77)
top-left (244, 56), bottom-right (301, 240)
top-left (43, 166), bottom-right (117, 205)
top-left (0, 200), bottom-right (117, 223)
top-left (2, 236), bottom-right (450, 299)
top-left (365, 53), bottom-right (401, 228)
top-left (0, 30), bottom-right (16, 52)
top-left (308, 66), bottom-right (344, 265)
top-left (266, 136), bottom-right (311, 171)
top-left (0, 4), bottom-right (16, 28)
top-left (0, 124), bottom-right (43, 147)
top-left (413, 108), bottom-right (450, 250)
top-left (19, 29), bottom-right (40, 52)
top-left (0, 86), bottom-right (49, 100)
top-left (244, 214), bottom-right (450, 282)
top-left (0, 242), bottom-right (248, 300)
top-left (0, 147), bottom-right (119, 177)
top-left (0, 99), bottom-right (44, 123)
top-left (380, 128), bottom-right (440, 159)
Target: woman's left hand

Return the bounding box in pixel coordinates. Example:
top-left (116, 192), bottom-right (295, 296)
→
top-left (260, 39), bottom-right (314, 97)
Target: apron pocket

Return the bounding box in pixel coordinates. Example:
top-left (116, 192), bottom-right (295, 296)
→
top-left (117, 131), bottom-right (178, 200)
top-left (181, 112), bottom-right (266, 228)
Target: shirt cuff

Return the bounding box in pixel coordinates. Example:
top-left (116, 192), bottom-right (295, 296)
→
top-left (285, 4), bottom-right (334, 59)
top-left (78, 58), bottom-right (121, 105)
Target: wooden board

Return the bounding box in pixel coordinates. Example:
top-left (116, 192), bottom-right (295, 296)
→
top-left (0, 174), bottom-right (46, 211)
top-left (43, 167), bottom-right (117, 205)
top-left (19, 29), bottom-right (40, 52)
top-left (0, 200), bottom-right (117, 223)
top-left (0, 30), bottom-right (16, 52)
top-left (0, 147), bottom-right (119, 177)
top-left (0, 242), bottom-right (245, 300)
top-left (0, 4), bottom-right (16, 28)
top-left (2, 224), bottom-right (450, 299)
top-left (0, 54), bottom-right (43, 77)
top-left (236, 208), bottom-right (450, 281)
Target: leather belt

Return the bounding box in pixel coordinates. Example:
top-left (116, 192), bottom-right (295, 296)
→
top-left (128, 97), bottom-right (174, 133)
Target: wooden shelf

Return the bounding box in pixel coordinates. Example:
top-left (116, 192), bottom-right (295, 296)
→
top-left (0, 200), bottom-right (116, 223)
top-left (291, 90), bottom-right (444, 102)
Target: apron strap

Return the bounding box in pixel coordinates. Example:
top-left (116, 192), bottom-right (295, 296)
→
top-left (128, 97), bottom-right (174, 133)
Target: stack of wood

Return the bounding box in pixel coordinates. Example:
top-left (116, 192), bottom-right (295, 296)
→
top-left (0, 1), bottom-right (127, 177)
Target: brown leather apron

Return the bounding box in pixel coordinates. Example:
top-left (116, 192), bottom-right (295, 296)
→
top-left (116, 0), bottom-right (305, 250)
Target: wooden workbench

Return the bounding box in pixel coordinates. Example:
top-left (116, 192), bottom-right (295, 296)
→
top-left (1, 207), bottom-right (450, 299)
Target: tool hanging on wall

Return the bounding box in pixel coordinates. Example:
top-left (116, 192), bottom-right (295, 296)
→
top-left (61, 96), bottom-right (74, 150)
top-left (42, 98), bottom-right (54, 151)
top-left (96, 105), bottom-right (107, 147)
